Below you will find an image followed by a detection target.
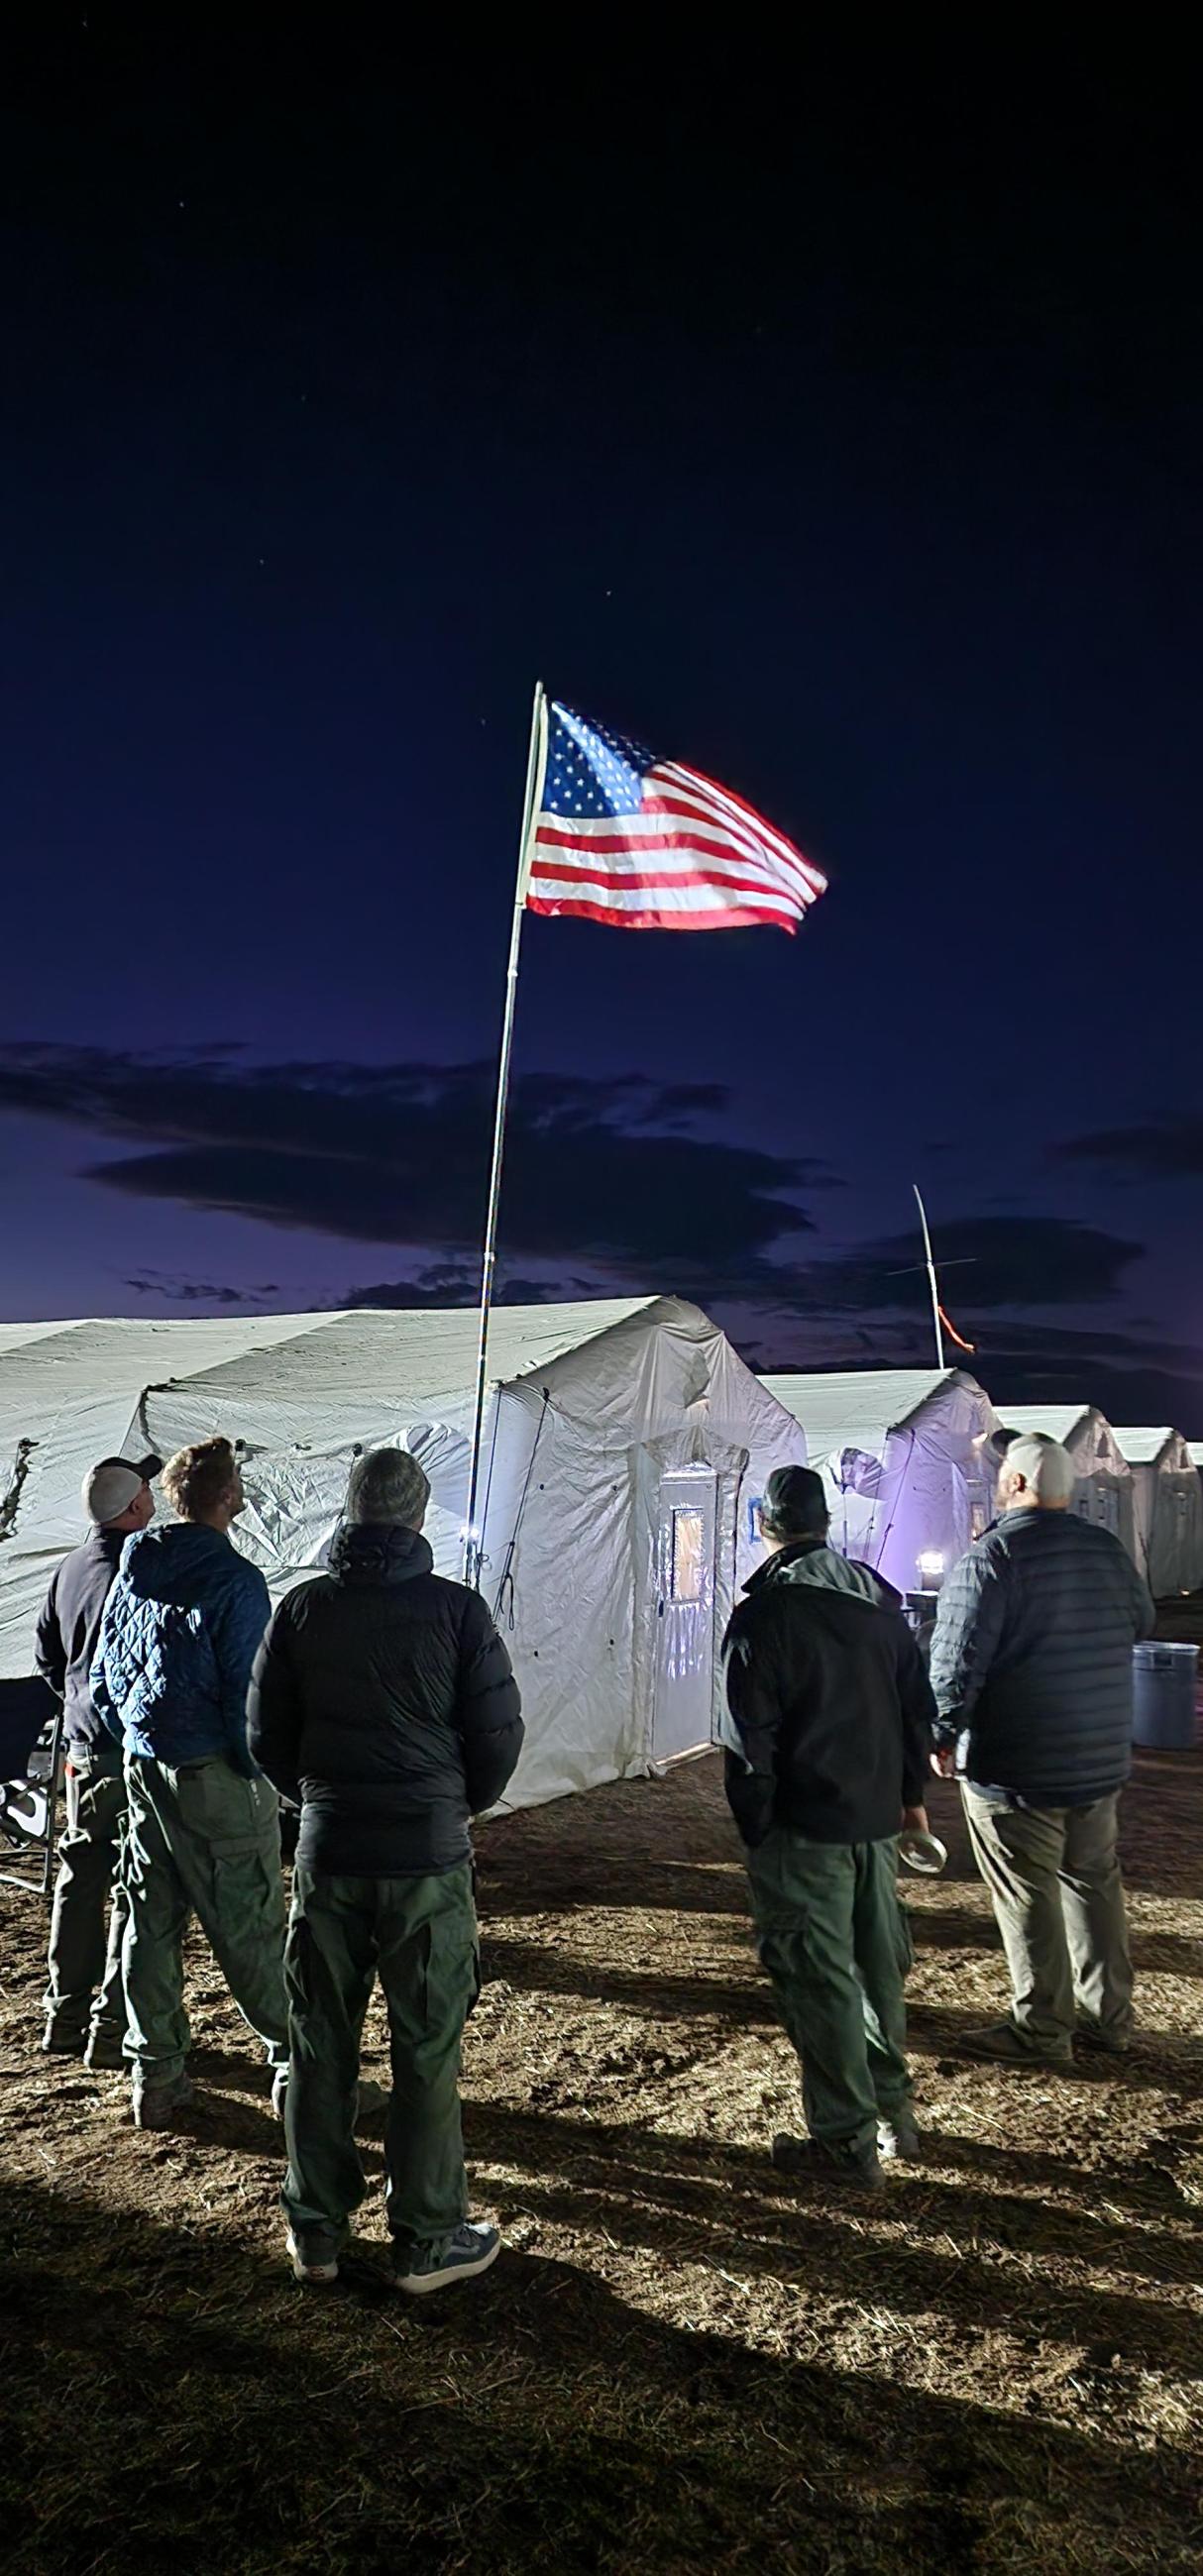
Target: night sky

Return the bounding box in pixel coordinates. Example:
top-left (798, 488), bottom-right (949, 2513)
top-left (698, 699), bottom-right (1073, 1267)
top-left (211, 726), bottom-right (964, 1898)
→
top-left (3, 25), bottom-right (1201, 1423)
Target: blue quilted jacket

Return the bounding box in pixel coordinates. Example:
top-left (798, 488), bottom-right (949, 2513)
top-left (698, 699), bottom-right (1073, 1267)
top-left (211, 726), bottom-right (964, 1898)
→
top-left (90, 1523), bottom-right (272, 1774)
top-left (930, 1507), bottom-right (1154, 1803)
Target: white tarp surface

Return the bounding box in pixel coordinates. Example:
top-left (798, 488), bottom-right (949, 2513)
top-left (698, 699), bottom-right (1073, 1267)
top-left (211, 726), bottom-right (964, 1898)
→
top-left (761, 1367), bottom-right (999, 1595)
top-left (1113, 1428), bottom-right (1203, 1596)
top-left (0, 1298), bottom-right (805, 1812)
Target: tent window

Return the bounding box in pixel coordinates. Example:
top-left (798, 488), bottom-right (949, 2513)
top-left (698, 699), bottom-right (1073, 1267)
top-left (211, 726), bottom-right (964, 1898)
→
top-left (671, 1508), bottom-right (705, 1603)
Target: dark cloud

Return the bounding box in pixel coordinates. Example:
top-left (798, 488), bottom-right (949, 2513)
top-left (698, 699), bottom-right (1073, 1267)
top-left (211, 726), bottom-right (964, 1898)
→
top-left (342, 1265), bottom-right (582, 1311)
top-left (793, 1215), bottom-right (1143, 1314)
top-left (124, 1270), bottom-right (281, 1306)
top-left (1054, 1117), bottom-right (1203, 1182)
top-left (0, 1043), bottom-right (834, 1279)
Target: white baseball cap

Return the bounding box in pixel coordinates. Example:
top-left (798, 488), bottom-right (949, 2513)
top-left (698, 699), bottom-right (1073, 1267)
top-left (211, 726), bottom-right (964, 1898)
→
top-left (82, 1454), bottom-right (163, 1527)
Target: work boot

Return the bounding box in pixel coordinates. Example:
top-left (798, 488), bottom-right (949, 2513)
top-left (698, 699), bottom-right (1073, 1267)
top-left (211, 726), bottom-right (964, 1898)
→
top-left (955, 2021), bottom-right (1072, 2070)
top-left (42, 2024), bottom-right (87, 2060)
top-left (876, 2110), bottom-right (923, 2163)
top-left (83, 2028), bottom-right (127, 2072)
top-left (286, 2227), bottom-right (341, 2286)
top-left (390, 2223), bottom-right (501, 2297)
top-left (132, 2073), bottom-right (195, 2131)
top-left (771, 2133), bottom-right (887, 2193)
top-left (1075, 2019), bottom-right (1133, 2057)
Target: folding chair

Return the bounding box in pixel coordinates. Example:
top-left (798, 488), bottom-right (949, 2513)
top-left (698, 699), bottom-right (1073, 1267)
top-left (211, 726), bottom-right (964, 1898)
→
top-left (0, 1676), bottom-right (65, 1900)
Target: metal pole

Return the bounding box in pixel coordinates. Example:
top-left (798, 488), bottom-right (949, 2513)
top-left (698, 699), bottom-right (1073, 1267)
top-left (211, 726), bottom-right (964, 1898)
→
top-left (913, 1182), bottom-right (945, 1371)
top-left (462, 682), bottom-right (549, 1585)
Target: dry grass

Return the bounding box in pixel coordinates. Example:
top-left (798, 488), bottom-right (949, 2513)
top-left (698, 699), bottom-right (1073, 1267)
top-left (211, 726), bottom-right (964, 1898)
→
top-left (2, 1747), bottom-right (1203, 2573)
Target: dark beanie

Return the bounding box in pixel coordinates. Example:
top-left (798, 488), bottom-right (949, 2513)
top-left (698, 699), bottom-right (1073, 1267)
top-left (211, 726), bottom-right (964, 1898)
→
top-left (760, 1464), bottom-right (829, 1539)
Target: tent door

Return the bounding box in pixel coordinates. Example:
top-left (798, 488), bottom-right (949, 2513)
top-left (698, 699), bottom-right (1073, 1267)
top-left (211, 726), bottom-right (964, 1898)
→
top-left (652, 1470), bottom-right (717, 1761)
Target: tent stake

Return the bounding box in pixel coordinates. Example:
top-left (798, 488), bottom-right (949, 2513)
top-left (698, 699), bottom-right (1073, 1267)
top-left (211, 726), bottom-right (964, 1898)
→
top-left (462, 682), bottom-right (549, 1586)
top-left (913, 1183), bottom-right (945, 1371)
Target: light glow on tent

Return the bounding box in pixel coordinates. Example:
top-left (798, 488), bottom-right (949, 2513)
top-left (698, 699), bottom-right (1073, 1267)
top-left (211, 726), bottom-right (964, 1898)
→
top-left (917, 1550), bottom-right (945, 1589)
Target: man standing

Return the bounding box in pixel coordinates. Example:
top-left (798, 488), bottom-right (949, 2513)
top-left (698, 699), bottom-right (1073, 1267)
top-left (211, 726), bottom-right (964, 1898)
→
top-left (930, 1434), bottom-right (1154, 2066)
top-left (91, 1436), bottom-right (287, 2129)
top-left (36, 1453), bottom-right (161, 2067)
top-left (247, 1448), bottom-right (523, 2295)
top-left (721, 1465), bottom-right (935, 2191)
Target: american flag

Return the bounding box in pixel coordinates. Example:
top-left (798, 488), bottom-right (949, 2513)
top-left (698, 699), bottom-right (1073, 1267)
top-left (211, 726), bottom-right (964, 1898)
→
top-left (525, 700), bottom-right (826, 934)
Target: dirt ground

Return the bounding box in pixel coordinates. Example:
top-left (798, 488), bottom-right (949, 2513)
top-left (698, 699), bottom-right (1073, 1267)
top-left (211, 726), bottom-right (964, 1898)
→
top-left (3, 1748), bottom-right (1203, 2575)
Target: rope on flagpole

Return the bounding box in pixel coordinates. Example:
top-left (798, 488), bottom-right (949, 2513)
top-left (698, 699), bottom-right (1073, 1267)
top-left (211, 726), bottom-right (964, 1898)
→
top-left (462, 681), bottom-right (549, 1586)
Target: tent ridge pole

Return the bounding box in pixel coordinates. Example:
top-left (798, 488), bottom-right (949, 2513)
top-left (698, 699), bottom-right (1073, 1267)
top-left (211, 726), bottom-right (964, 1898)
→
top-left (462, 681), bottom-right (549, 1586)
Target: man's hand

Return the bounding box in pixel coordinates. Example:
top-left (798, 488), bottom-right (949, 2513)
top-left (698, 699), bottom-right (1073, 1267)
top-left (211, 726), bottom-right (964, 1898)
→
top-left (930, 1747), bottom-right (957, 1778)
top-left (902, 1803), bottom-right (930, 1836)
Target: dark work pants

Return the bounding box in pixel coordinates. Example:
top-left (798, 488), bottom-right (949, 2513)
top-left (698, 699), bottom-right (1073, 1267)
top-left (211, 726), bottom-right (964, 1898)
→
top-left (44, 1738), bottom-right (129, 2047)
top-left (746, 1828), bottom-right (913, 2156)
top-left (282, 1863), bottom-right (479, 2254)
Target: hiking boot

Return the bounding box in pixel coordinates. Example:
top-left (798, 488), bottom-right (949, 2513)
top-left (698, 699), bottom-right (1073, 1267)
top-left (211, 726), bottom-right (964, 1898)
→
top-left (390, 2223), bottom-right (501, 2297)
top-left (955, 2021), bottom-right (1072, 2070)
top-left (1075, 2020), bottom-right (1133, 2057)
top-left (286, 2227), bottom-right (341, 2286)
top-left (771, 2133), bottom-right (887, 2193)
top-left (877, 2111), bottom-right (923, 2163)
top-left (132, 2074), bottom-right (195, 2131)
top-left (83, 2029), bottom-right (127, 2072)
top-left (42, 2025), bottom-right (87, 2059)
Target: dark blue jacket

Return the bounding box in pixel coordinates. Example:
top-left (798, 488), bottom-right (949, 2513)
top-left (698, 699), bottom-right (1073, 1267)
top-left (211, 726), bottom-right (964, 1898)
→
top-left (90, 1523), bottom-right (272, 1775)
top-left (36, 1528), bottom-right (125, 1754)
top-left (930, 1507), bottom-right (1155, 1804)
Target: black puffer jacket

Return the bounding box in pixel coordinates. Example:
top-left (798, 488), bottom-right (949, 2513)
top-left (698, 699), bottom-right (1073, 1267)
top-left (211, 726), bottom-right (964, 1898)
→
top-left (246, 1525), bottom-right (523, 1876)
top-left (930, 1506), bottom-right (1154, 1803)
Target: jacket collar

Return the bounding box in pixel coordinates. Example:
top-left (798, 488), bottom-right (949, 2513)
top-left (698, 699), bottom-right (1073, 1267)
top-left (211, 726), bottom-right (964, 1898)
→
top-left (329, 1523), bottom-right (434, 1586)
top-left (743, 1537), bottom-right (828, 1594)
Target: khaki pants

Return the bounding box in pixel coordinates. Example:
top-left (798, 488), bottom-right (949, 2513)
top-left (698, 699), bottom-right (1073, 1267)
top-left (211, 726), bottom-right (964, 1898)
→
top-left (961, 1785), bottom-right (1134, 2055)
top-left (123, 1754), bottom-right (288, 2092)
top-left (746, 1829), bottom-right (913, 2157)
top-left (44, 1739), bottom-right (129, 2048)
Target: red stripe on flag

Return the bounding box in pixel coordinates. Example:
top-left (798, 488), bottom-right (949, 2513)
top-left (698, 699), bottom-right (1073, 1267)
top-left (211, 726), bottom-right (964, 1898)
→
top-left (529, 853), bottom-right (815, 907)
top-left (526, 895), bottom-right (800, 933)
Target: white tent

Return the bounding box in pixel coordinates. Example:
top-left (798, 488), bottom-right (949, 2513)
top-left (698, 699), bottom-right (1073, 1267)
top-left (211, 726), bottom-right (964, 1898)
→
top-left (0, 1300), bottom-right (805, 1810)
top-left (758, 1367), bottom-right (1000, 1596)
top-left (1112, 1428), bottom-right (1203, 1596)
top-left (997, 1404), bottom-right (1138, 1561)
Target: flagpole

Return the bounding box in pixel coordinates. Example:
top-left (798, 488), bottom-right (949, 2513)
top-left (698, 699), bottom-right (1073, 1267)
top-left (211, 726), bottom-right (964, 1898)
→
top-left (913, 1182), bottom-right (945, 1370)
top-left (462, 681), bottom-right (549, 1585)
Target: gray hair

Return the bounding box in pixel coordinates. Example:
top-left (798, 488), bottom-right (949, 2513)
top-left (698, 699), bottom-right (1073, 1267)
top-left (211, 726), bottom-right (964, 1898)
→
top-left (1001, 1435), bottom-right (1076, 1506)
top-left (345, 1447), bottom-right (431, 1529)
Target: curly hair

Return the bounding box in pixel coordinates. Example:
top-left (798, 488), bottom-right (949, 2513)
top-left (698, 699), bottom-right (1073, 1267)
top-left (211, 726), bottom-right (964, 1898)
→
top-left (162, 1435), bottom-right (239, 1522)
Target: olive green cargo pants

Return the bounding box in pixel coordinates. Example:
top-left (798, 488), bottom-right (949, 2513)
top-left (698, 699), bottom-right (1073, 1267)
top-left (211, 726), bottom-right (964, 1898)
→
top-left (44, 1738), bottom-right (130, 2049)
top-left (122, 1754), bottom-right (288, 2091)
top-left (281, 1862), bottom-right (479, 2254)
top-left (746, 1829), bottom-right (913, 2156)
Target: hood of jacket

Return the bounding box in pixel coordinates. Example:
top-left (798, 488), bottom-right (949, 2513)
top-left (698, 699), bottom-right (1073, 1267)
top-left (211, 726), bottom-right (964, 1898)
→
top-left (119, 1520), bottom-right (240, 1601)
top-left (329, 1524), bottom-right (435, 1588)
top-left (743, 1539), bottom-right (892, 1610)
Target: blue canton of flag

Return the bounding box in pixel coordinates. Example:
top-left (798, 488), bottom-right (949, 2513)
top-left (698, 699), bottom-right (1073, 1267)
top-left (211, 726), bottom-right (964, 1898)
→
top-left (526, 701), bottom-right (825, 934)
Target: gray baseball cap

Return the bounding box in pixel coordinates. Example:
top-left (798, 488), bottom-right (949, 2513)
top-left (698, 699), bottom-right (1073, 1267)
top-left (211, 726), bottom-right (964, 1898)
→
top-left (82, 1453), bottom-right (163, 1526)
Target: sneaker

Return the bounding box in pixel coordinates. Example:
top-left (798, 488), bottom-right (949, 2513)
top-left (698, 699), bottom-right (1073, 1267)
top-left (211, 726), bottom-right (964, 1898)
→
top-left (286, 2227), bottom-right (340, 2286)
top-left (390, 2223), bottom-right (501, 2297)
top-left (132, 2074), bottom-right (195, 2131)
top-left (771, 2133), bottom-right (887, 2193)
top-left (955, 2021), bottom-right (1072, 2070)
top-left (1075, 2021), bottom-right (1133, 2057)
top-left (83, 2029), bottom-right (127, 2072)
top-left (876, 2111), bottom-right (923, 2163)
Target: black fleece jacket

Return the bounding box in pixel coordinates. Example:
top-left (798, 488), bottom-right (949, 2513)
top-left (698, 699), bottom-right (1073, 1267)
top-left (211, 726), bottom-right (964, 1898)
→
top-left (721, 1542), bottom-right (934, 1848)
top-left (246, 1524), bottom-right (523, 1876)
